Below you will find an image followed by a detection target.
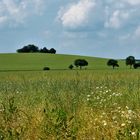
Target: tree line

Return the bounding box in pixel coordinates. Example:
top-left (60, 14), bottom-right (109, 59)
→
top-left (106, 56), bottom-right (139, 69)
top-left (17, 44), bottom-right (56, 54)
top-left (66, 56), bottom-right (140, 71)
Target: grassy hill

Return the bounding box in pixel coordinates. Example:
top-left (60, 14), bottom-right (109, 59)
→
top-left (0, 53), bottom-right (125, 71)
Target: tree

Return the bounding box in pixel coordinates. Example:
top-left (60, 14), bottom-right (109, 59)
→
top-left (107, 59), bottom-right (119, 69)
top-left (49, 48), bottom-right (56, 54)
top-left (69, 64), bottom-right (74, 70)
top-left (43, 67), bottom-right (50, 70)
top-left (126, 56), bottom-right (135, 69)
top-left (40, 47), bottom-right (49, 53)
top-left (17, 44), bottom-right (39, 53)
top-left (74, 59), bottom-right (88, 69)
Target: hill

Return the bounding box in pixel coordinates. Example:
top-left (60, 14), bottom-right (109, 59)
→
top-left (0, 53), bottom-right (125, 71)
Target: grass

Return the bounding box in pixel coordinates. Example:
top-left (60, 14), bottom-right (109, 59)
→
top-left (0, 53), bottom-right (126, 71)
top-left (0, 53), bottom-right (140, 139)
top-left (0, 70), bottom-right (140, 139)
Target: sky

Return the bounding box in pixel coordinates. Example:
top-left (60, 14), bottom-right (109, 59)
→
top-left (0, 0), bottom-right (140, 58)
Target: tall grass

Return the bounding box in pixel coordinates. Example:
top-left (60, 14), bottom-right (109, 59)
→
top-left (0, 70), bottom-right (140, 139)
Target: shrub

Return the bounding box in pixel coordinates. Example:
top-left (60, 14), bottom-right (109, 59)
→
top-left (69, 64), bottom-right (74, 70)
top-left (74, 59), bottom-right (88, 69)
top-left (43, 67), bottom-right (50, 71)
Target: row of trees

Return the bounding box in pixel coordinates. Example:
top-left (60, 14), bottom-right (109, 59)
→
top-left (17, 44), bottom-right (56, 54)
top-left (69, 59), bottom-right (88, 70)
top-left (107, 56), bottom-right (140, 69)
top-left (67, 56), bottom-right (140, 70)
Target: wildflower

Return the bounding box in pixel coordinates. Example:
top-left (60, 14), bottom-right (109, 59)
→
top-left (94, 118), bottom-right (98, 121)
top-left (117, 107), bottom-right (121, 110)
top-left (102, 120), bottom-right (107, 126)
top-left (112, 92), bottom-right (116, 96)
top-left (87, 94), bottom-right (91, 97)
top-left (87, 98), bottom-right (90, 101)
top-left (16, 91), bottom-right (19, 93)
top-left (127, 120), bottom-right (131, 124)
top-left (121, 111), bottom-right (125, 114)
top-left (128, 110), bottom-right (132, 114)
top-left (131, 132), bottom-right (136, 136)
top-left (121, 123), bottom-right (125, 127)
top-left (126, 106), bottom-right (129, 109)
top-left (102, 112), bottom-right (106, 115)
top-left (112, 116), bottom-right (116, 120)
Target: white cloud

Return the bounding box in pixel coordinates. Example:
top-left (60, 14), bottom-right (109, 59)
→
top-left (0, 16), bottom-right (7, 25)
top-left (124, 0), bottom-right (140, 5)
top-left (0, 0), bottom-right (46, 27)
top-left (104, 9), bottom-right (130, 29)
top-left (58, 0), bottom-right (96, 28)
top-left (134, 26), bottom-right (140, 37)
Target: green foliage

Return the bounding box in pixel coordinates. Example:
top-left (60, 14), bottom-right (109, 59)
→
top-left (107, 59), bottom-right (119, 69)
top-left (17, 44), bottom-right (39, 53)
top-left (126, 56), bottom-right (135, 69)
top-left (43, 67), bottom-right (50, 70)
top-left (68, 64), bottom-right (74, 70)
top-left (74, 59), bottom-right (88, 69)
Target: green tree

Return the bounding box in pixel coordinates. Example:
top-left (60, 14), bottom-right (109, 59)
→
top-left (68, 64), bottom-right (74, 70)
top-left (74, 59), bottom-right (88, 69)
top-left (107, 59), bottom-right (119, 69)
top-left (126, 56), bottom-right (135, 69)
top-left (17, 44), bottom-right (39, 53)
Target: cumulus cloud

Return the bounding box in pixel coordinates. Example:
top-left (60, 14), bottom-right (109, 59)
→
top-left (0, 0), bottom-right (46, 27)
top-left (58, 0), bottom-right (96, 28)
top-left (134, 26), bottom-right (140, 38)
top-left (104, 10), bottom-right (129, 29)
top-left (124, 0), bottom-right (140, 5)
top-left (57, 0), bottom-right (140, 30)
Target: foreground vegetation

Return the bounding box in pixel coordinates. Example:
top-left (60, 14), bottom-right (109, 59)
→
top-left (0, 70), bottom-right (140, 139)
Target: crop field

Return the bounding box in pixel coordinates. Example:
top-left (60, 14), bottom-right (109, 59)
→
top-left (0, 54), bottom-right (140, 140)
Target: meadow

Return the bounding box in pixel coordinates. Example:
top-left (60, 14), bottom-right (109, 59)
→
top-left (0, 54), bottom-right (140, 140)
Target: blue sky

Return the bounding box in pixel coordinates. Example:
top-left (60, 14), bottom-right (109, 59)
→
top-left (0, 0), bottom-right (140, 58)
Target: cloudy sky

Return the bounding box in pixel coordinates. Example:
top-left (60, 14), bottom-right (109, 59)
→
top-left (0, 0), bottom-right (140, 58)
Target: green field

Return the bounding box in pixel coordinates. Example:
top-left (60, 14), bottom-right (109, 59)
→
top-left (0, 53), bottom-right (126, 71)
top-left (0, 53), bottom-right (140, 140)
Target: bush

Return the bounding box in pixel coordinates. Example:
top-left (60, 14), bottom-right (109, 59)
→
top-left (74, 59), bottom-right (88, 69)
top-left (69, 64), bottom-right (74, 70)
top-left (43, 67), bottom-right (50, 71)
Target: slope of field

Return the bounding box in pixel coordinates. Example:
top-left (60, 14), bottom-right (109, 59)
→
top-left (0, 53), bottom-right (125, 71)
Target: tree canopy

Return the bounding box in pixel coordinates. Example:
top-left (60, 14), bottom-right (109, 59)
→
top-left (107, 59), bottom-right (119, 69)
top-left (126, 56), bottom-right (135, 69)
top-left (17, 44), bottom-right (56, 54)
top-left (17, 44), bottom-right (39, 53)
top-left (74, 59), bottom-right (88, 69)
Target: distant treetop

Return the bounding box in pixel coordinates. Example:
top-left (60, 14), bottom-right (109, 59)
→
top-left (126, 56), bottom-right (135, 69)
top-left (74, 59), bottom-right (88, 69)
top-left (17, 44), bottom-right (56, 54)
top-left (107, 59), bottom-right (119, 69)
